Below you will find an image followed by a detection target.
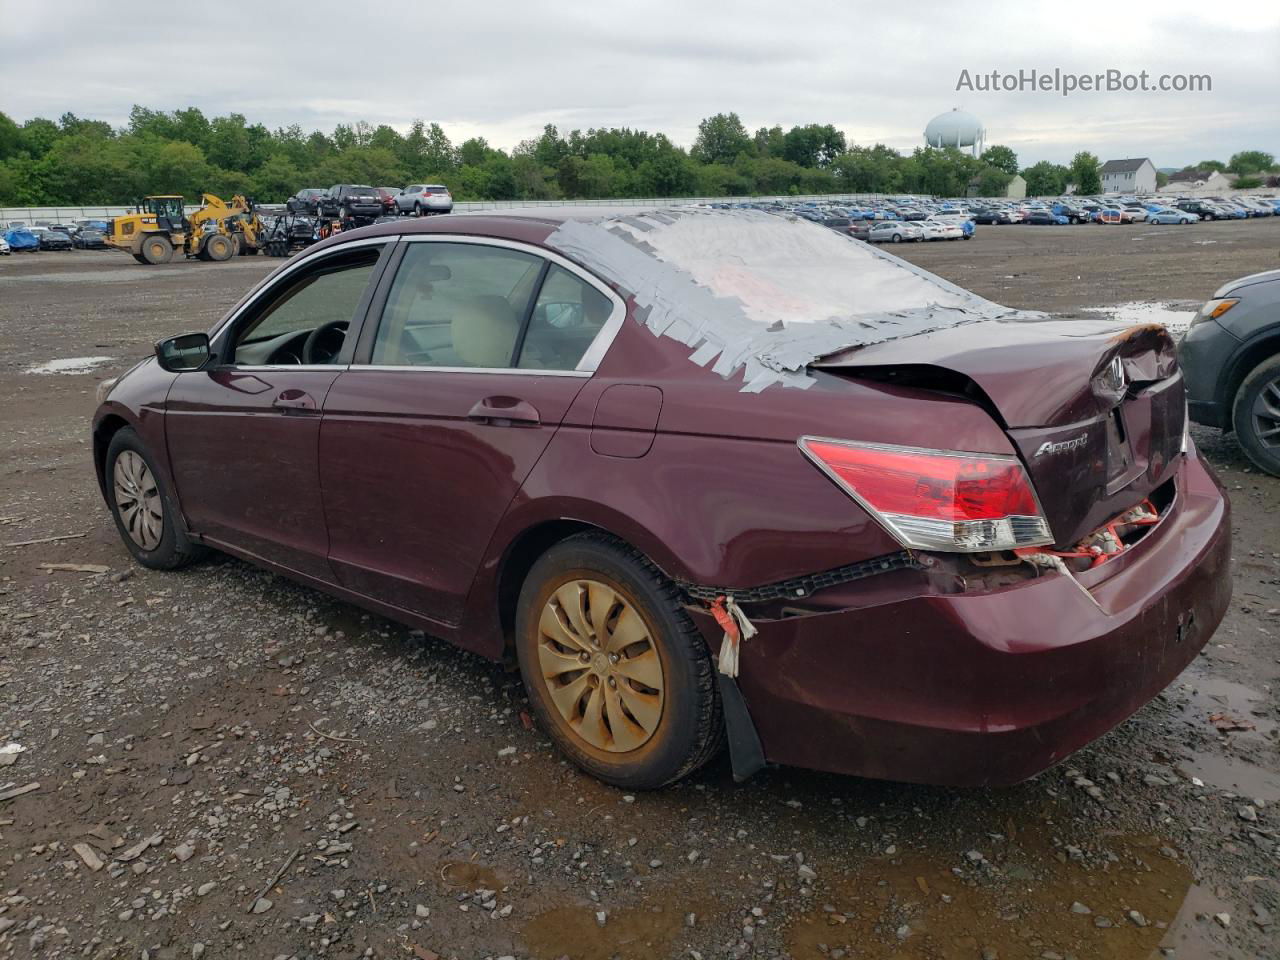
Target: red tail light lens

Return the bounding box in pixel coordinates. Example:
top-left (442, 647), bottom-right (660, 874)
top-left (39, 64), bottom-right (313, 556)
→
top-left (799, 437), bottom-right (1053, 552)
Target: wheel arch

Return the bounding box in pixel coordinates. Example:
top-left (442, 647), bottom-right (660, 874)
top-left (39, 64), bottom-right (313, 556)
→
top-left (1218, 327), bottom-right (1280, 428)
top-left (92, 412), bottom-right (133, 500)
top-left (462, 506), bottom-right (698, 662)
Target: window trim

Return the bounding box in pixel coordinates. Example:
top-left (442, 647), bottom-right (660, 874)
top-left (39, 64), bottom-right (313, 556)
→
top-left (350, 233), bottom-right (626, 376)
top-left (208, 236), bottom-right (395, 368)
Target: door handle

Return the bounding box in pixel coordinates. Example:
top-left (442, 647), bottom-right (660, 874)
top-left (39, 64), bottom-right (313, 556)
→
top-left (467, 396), bottom-right (540, 426)
top-left (272, 389), bottom-right (316, 413)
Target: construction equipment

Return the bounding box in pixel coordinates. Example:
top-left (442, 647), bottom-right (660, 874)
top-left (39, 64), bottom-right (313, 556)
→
top-left (106, 194), bottom-right (266, 264)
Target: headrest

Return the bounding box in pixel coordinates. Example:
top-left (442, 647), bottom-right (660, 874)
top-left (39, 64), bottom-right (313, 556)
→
top-left (452, 295), bottom-right (519, 368)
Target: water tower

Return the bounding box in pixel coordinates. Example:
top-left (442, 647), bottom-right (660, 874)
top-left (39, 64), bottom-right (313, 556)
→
top-left (923, 108), bottom-right (986, 156)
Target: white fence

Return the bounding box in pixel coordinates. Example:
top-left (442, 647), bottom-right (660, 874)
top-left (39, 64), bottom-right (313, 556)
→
top-left (1, 194), bottom-right (898, 226)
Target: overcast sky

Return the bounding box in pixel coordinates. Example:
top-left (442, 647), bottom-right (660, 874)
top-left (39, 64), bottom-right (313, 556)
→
top-left (2, 0), bottom-right (1277, 168)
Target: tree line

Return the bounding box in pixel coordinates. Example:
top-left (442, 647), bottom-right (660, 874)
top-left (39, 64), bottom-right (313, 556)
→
top-left (0, 108), bottom-right (1272, 206)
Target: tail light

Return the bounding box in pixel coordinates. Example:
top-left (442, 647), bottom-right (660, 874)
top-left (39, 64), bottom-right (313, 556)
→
top-left (799, 437), bottom-right (1053, 553)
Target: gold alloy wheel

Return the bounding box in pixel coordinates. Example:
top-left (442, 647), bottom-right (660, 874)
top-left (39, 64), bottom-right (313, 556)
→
top-left (537, 579), bottom-right (665, 753)
top-left (113, 450), bottom-right (164, 550)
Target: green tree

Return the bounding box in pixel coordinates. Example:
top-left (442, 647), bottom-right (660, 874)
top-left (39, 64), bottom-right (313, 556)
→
top-left (1196, 159), bottom-right (1227, 172)
top-left (752, 125), bottom-right (785, 158)
top-left (692, 113), bottom-right (751, 165)
top-left (831, 144), bottom-right (903, 193)
top-left (1227, 151), bottom-right (1275, 175)
top-left (1068, 151), bottom-right (1101, 195)
top-left (458, 137), bottom-right (495, 167)
top-left (20, 118), bottom-right (60, 157)
top-left (972, 166), bottom-right (1014, 197)
top-left (982, 145), bottom-right (1018, 176)
top-left (1022, 160), bottom-right (1070, 196)
top-left (782, 124), bottom-right (846, 168)
top-left (253, 154), bottom-right (304, 202)
top-left (0, 111), bottom-right (20, 160)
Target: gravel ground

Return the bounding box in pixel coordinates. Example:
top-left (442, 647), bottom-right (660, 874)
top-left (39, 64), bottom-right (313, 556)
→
top-left (0, 220), bottom-right (1278, 960)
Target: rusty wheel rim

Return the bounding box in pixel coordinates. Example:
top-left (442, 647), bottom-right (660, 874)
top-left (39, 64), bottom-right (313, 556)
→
top-left (536, 579), bottom-right (664, 753)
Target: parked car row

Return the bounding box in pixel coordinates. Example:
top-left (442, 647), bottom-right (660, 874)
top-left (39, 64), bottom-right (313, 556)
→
top-left (701, 193), bottom-right (1279, 241)
top-left (2, 219), bottom-right (112, 254)
top-left (286, 183), bottom-right (454, 219)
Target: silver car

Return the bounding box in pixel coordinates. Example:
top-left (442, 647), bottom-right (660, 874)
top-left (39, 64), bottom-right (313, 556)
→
top-left (395, 184), bottom-right (454, 216)
top-left (868, 221), bottom-right (923, 243)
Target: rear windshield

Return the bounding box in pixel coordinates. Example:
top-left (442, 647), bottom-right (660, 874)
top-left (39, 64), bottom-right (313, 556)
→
top-left (426, 186), bottom-right (449, 194)
top-left (559, 210), bottom-right (977, 327)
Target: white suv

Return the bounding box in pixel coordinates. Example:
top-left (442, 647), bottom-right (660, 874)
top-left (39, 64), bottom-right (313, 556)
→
top-left (396, 184), bottom-right (454, 216)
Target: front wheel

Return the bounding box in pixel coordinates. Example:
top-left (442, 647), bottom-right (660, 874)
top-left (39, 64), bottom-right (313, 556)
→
top-left (891, 233), bottom-right (902, 243)
top-left (105, 428), bottom-right (207, 569)
top-left (1232, 355), bottom-right (1280, 477)
top-left (141, 234), bottom-right (174, 265)
top-left (515, 533), bottom-right (722, 789)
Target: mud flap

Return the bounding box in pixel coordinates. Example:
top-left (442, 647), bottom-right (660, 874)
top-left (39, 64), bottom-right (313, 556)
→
top-left (716, 674), bottom-right (765, 782)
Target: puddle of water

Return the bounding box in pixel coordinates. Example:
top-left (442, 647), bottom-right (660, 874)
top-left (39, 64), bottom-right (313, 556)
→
top-left (1178, 751), bottom-right (1280, 805)
top-left (24, 356), bottom-right (114, 375)
top-left (523, 902), bottom-right (694, 960)
top-left (1082, 302), bottom-right (1197, 337)
top-left (1172, 675), bottom-right (1276, 740)
top-left (1153, 883), bottom-right (1234, 960)
top-left (786, 831), bottom-right (1192, 960)
top-left (439, 859), bottom-right (502, 891)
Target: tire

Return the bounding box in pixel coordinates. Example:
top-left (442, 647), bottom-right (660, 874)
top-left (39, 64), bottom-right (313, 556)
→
top-left (340, 205), bottom-right (350, 220)
top-left (1231, 355), bottom-right (1280, 477)
top-left (205, 234), bottom-right (234, 262)
top-left (891, 233), bottom-right (902, 243)
top-left (105, 427), bottom-right (206, 570)
top-left (514, 532), bottom-right (723, 789)
top-left (414, 202), bottom-right (423, 217)
top-left (141, 234), bottom-right (174, 265)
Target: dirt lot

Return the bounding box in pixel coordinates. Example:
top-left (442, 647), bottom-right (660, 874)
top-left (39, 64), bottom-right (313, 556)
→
top-left (1, 219), bottom-right (1278, 960)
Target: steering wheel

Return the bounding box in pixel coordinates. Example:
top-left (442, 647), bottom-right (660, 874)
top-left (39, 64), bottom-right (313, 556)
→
top-left (302, 320), bottom-right (349, 365)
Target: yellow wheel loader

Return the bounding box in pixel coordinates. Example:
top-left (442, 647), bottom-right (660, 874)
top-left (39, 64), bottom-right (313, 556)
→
top-left (106, 194), bottom-right (265, 264)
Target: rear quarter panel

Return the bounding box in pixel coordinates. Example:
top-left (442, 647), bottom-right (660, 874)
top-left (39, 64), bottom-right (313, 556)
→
top-left (460, 315), bottom-right (1018, 654)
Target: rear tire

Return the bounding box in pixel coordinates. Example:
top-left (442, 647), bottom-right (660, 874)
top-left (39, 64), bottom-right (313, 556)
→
top-left (105, 427), bottom-right (207, 570)
top-left (414, 202), bottom-right (423, 217)
top-left (205, 234), bottom-right (234, 262)
top-left (1232, 355), bottom-right (1280, 477)
top-left (515, 532), bottom-right (723, 789)
top-left (141, 234), bottom-right (174, 265)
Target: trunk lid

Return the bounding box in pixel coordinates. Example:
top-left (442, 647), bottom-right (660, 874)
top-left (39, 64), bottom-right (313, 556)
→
top-left (813, 318), bottom-right (1185, 549)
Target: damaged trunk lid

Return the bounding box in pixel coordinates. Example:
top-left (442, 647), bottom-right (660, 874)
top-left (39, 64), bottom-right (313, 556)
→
top-left (814, 318), bottom-right (1186, 549)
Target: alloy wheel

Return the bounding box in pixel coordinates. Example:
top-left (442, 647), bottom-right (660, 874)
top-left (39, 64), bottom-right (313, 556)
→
top-left (536, 579), bottom-right (664, 753)
top-left (1251, 376), bottom-right (1280, 450)
top-left (113, 450), bottom-right (164, 550)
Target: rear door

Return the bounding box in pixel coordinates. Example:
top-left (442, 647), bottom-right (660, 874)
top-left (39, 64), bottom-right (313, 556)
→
top-left (319, 236), bottom-right (622, 627)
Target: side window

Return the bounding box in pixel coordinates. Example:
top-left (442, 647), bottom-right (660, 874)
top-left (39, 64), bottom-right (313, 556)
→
top-left (230, 246), bottom-right (383, 364)
top-left (371, 243), bottom-right (543, 368)
top-left (518, 265), bottom-right (614, 370)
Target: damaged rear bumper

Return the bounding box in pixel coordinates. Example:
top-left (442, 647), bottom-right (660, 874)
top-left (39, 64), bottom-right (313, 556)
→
top-left (694, 452), bottom-right (1231, 787)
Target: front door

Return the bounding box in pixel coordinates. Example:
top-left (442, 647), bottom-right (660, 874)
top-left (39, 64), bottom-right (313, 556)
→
top-left (164, 241), bottom-right (389, 580)
top-left (319, 238), bottom-right (618, 626)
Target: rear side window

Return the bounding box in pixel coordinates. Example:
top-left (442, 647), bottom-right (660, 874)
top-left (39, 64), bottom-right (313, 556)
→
top-left (371, 243), bottom-right (543, 368)
top-left (518, 265), bottom-right (614, 370)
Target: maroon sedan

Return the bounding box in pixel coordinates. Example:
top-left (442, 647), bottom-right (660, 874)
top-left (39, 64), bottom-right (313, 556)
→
top-left (92, 208), bottom-right (1230, 790)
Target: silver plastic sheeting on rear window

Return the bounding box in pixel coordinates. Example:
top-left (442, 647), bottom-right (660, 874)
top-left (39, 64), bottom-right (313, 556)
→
top-left (545, 208), bottom-right (1037, 392)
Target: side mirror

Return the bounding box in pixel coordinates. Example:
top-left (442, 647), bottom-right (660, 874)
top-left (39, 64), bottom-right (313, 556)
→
top-left (156, 333), bottom-right (212, 372)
